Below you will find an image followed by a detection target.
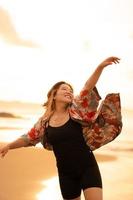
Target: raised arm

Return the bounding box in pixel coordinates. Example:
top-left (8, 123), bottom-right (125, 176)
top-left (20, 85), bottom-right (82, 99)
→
top-left (82, 56), bottom-right (120, 92)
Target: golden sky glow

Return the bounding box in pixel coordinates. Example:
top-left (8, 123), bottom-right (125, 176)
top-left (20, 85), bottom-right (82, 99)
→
top-left (0, 0), bottom-right (133, 108)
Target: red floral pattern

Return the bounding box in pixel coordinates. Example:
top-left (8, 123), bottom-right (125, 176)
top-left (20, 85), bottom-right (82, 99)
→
top-left (80, 89), bottom-right (88, 97)
top-left (21, 87), bottom-right (122, 151)
top-left (81, 98), bottom-right (89, 108)
top-left (28, 128), bottom-right (36, 140)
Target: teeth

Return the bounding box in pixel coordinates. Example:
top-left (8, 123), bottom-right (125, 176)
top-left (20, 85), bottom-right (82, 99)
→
top-left (65, 95), bottom-right (71, 98)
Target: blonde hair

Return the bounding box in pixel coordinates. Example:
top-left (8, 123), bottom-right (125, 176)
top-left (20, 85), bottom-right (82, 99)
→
top-left (43, 81), bottom-right (73, 119)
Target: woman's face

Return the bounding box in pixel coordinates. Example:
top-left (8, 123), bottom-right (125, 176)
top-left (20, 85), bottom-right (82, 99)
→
top-left (54, 84), bottom-right (74, 104)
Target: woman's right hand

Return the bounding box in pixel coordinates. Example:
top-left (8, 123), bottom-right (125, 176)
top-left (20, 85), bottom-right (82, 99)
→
top-left (0, 144), bottom-right (10, 158)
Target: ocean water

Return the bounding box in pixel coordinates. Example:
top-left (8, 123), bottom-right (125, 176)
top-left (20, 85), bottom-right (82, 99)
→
top-left (0, 101), bottom-right (44, 143)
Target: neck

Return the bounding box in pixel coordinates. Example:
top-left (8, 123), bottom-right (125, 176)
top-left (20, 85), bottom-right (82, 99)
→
top-left (54, 103), bottom-right (69, 114)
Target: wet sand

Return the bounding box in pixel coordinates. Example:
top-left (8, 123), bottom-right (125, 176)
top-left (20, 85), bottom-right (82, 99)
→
top-left (0, 141), bottom-right (133, 200)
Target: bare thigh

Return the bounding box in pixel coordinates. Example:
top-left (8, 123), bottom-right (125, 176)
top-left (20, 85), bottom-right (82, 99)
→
top-left (83, 187), bottom-right (103, 200)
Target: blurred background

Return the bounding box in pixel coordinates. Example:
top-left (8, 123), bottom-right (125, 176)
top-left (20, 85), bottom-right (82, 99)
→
top-left (0, 0), bottom-right (133, 200)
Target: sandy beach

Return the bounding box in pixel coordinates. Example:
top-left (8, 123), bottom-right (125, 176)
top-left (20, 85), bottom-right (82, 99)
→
top-left (0, 140), bottom-right (133, 200)
top-left (0, 103), bottom-right (133, 200)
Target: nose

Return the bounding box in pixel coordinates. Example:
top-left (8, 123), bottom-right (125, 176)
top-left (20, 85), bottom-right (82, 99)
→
top-left (66, 90), bottom-right (72, 95)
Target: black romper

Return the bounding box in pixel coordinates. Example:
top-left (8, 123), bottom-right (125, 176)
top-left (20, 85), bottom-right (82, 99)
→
top-left (46, 118), bottom-right (102, 199)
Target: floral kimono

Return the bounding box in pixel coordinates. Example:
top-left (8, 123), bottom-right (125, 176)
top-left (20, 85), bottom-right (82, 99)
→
top-left (21, 87), bottom-right (122, 151)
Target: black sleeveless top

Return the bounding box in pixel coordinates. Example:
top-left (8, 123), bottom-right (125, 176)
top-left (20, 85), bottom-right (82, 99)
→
top-left (46, 118), bottom-right (97, 173)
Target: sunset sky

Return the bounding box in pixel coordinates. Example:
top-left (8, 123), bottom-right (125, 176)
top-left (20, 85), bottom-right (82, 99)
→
top-left (0, 0), bottom-right (133, 109)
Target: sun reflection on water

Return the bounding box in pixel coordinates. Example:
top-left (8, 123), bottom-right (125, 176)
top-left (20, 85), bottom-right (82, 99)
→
top-left (36, 176), bottom-right (84, 200)
top-left (36, 176), bottom-right (62, 200)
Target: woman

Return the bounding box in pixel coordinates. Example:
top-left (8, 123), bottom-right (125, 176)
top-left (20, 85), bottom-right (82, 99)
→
top-left (0, 57), bottom-right (122, 200)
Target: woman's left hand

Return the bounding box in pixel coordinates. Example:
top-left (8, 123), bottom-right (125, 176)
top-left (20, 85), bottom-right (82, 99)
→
top-left (98, 56), bottom-right (120, 69)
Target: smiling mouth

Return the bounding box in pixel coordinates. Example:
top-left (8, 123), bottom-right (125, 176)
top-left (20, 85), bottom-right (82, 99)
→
top-left (64, 95), bottom-right (72, 99)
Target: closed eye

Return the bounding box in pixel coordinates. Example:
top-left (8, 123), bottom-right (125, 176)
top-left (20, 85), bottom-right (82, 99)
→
top-left (62, 87), bottom-right (73, 93)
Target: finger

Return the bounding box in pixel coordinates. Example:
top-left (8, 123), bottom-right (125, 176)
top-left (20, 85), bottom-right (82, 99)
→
top-left (110, 57), bottom-right (120, 62)
top-left (113, 56), bottom-right (121, 60)
top-left (113, 58), bottom-right (120, 64)
top-left (1, 152), bottom-right (6, 158)
top-left (0, 150), bottom-right (6, 157)
top-left (116, 60), bottom-right (120, 64)
top-left (0, 153), bottom-right (4, 158)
